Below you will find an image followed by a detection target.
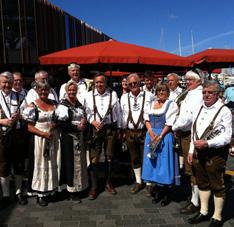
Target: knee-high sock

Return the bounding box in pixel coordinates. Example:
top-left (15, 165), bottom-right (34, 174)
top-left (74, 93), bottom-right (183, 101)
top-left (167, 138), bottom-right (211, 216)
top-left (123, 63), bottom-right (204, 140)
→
top-left (15, 174), bottom-right (23, 195)
top-left (133, 168), bottom-right (142, 184)
top-left (213, 195), bottom-right (224, 221)
top-left (179, 156), bottom-right (184, 169)
top-left (191, 184), bottom-right (200, 207)
top-left (199, 190), bottom-right (211, 215)
top-left (0, 176), bottom-right (10, 197)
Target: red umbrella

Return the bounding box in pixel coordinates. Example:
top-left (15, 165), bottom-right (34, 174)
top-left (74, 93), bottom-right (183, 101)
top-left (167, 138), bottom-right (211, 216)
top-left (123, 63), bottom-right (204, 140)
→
top-left (187, 48), bottom-right (234, 69)
top-left (39, 39), bottom-right (190, 67)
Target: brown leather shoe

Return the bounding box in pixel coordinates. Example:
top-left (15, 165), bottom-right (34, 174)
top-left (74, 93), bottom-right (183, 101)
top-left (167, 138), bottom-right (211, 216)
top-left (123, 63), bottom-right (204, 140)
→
top-left (130, 183), bottom-right (144, 194)
top-left (88, 189), bottom-right (97, 200)
top-left (180, 202), bottom-right (200, 214)
top-left (105, 183), bottom-right (117, 195)
top-left (144, 185), bottom-right (153, 197)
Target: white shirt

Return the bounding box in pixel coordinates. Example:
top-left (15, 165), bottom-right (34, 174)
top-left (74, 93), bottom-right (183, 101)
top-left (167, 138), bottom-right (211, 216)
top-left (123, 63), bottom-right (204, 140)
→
top-left (120, 90), bottom-right (153, 129)
top-left (169, 86), bottom-right (183, 101)
top-left (85, 88), bottom-right (121, 128)
top-left (59, 79), bottom-right (88, 105)
top-left (142, 85), bottom-right (156, 95)
top-left (189, 99), bottom-right (232, 154)
top-left (25, 87), bottom-right (58, 104)
top-left (144, 99), bottom-right (178, 126)
top-left (172, 85), bottom-right (203, 132)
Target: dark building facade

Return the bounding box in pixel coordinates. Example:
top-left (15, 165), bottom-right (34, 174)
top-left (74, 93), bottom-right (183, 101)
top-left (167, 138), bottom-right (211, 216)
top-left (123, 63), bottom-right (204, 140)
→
top-left (0, 0), bottom-right (111, 67)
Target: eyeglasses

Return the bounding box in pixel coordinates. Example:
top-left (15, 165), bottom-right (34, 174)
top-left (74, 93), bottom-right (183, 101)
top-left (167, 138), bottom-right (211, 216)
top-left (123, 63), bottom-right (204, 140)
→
top-left (202, 91), bottom-right (218, 95)
top-left (128, 81), bottom-right (138, 87)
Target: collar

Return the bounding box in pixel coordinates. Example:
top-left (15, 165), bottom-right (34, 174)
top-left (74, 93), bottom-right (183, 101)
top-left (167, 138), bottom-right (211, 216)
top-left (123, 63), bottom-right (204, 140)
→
top-left (129, 90), bottom-right (144, 98)
top-left (93, 88), bottom-right (110, 97)
top-left (202, 98), bottom-right (223, 110)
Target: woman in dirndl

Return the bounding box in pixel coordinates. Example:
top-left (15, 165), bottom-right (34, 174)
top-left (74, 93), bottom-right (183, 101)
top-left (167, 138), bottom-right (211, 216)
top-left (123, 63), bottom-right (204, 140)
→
top-left (142, 82), bottom-right (179, 206)
top-left (55, 81), bottom-right (88, 203)
top-left (23, 81), bottom-right (60, 206)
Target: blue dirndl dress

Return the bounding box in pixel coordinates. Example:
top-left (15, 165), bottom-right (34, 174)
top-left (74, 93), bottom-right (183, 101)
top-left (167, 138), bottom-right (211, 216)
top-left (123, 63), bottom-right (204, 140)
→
top-left (142, 101), bottom-right (180, 186)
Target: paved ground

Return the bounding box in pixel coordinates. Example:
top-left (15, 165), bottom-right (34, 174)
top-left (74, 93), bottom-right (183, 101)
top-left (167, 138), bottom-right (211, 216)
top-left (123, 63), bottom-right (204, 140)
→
top-left (0, 155), bottom-right (233, 227)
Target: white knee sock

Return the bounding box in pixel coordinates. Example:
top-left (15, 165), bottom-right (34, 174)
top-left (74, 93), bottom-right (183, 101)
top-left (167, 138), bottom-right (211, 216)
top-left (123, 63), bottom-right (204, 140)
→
top-left (179, 156), bottom-right (184, 169)
top-left (133, 168), bottom-right (142, 184)
top-left (0, 176), bottom-right (10, 197)
top-left (213, 195), bottom-right (224, 221)
top-left (199, 190), bottom-right (211, 215)
top-left (191, 185), bottom-right (200, 207)
top-left (14, 174), bottom-right (23, 195)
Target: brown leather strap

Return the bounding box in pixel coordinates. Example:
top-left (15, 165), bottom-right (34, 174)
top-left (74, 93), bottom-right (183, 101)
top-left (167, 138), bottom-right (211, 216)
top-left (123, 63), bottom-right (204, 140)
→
top-left (126, 91), bottom-right (145, 129)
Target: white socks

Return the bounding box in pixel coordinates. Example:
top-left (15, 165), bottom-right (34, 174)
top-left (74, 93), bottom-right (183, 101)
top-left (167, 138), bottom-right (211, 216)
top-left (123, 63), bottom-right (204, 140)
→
top-left (14, 175), bottom-right (23, 195)
top-left (191, 185), bottom-right (200, 207)
top-left (213, 195), bottom-right (224, 221)
top-left (133, 168), bottom-right (142, 184)
top-left (0, 176), bottom-right (10, 197)
top-left (199, 190), bottom-right (211, 215)
top-left (179, 156), bottom-right (184, 169)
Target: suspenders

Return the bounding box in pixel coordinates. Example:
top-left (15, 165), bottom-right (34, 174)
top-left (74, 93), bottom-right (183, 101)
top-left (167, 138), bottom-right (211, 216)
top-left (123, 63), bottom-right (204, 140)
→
top-left (126, 91), bottom-right (146, 129)
top-left (193, 105), bottom-right (225, 140)
top-left (93, 89), bottom-right (113, 123)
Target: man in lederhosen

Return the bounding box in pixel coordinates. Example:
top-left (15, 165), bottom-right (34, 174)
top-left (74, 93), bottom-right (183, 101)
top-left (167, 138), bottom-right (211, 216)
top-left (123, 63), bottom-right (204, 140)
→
top-left (187, 80), bottom-right (232, 227)
top-left (85, 73), bottom-right (121, 200)
top-left (172, 70), bottom-right (203, 214)
top-left (0, 72), bottom-right (28, 208)
top-left (120, 73), bottom-right (153, 194)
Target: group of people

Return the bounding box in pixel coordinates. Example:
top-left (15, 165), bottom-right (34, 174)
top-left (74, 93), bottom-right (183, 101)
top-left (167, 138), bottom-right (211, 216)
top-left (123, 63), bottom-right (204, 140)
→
top-left (0, 64), bottom-right (232, 227)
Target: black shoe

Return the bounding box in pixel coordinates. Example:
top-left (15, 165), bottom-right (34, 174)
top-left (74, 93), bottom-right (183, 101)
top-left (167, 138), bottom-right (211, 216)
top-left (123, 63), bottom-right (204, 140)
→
top-left (69, 193), bottom-right (81, 203)
top-left (180, 202), bottom-right (200, 214)
top-left (37, 197), bottom-right (48, 207)
top-left (208, 218), bottom-right (223, 227)
top-left (160, 195), bottom-right (171, 207)
top-left (0, 197), bottom-right (10, 209)
top-left (188, 212), bottom-right (209, 224)
top-left (16, 193), bottom-right (28, 205)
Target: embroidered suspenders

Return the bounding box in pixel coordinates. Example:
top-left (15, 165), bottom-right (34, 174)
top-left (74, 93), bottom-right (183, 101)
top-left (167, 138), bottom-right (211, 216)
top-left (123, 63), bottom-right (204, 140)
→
top-left (93, 89), bottom-right (113, 123)
top-left (126, 91), bottom-right (146, 129)
top-left (193, 105), bottom-right (225, 140)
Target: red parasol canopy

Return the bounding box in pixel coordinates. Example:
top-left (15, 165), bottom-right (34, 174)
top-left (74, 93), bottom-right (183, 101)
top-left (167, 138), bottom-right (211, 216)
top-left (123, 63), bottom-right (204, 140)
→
top-left (187, 48), bottom-right (234, 68)
top-left (39, 39), bottom-right (190, 67)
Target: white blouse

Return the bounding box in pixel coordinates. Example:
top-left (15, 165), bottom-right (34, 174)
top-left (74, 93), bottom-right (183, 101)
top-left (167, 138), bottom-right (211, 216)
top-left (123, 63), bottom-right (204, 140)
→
top-left (144, 99), bottom-right (178, 126)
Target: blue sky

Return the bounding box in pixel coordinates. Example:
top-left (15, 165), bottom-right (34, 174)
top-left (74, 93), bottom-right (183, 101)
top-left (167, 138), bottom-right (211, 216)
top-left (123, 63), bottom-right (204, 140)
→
top-left (48, 0), bottom-right (234, 56)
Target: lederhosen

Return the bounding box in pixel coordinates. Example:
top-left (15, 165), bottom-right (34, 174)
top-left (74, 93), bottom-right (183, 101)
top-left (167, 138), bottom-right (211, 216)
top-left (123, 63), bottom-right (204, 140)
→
top-left (192, 105), bottom-right (229, 197)
top-left (0, 92), bottom-right (25, 177)
top-left (90, 89), bottom-right (117, 161)
top-left (125, 92), bottom-right (146, 169)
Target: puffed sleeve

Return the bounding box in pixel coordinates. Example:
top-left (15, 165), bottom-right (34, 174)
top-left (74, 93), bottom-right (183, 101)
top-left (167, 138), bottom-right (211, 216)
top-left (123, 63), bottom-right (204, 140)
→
top-left (22, 106), bottom-right (36, 122)
top-left (55, 104), bottom-right (69, 121)
top-left (165, 101), bottom-right (178, 126)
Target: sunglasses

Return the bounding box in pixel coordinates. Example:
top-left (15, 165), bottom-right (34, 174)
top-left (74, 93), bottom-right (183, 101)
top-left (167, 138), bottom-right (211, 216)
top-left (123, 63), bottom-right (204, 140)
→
top-left (128, 81), bottom-right (138, 87)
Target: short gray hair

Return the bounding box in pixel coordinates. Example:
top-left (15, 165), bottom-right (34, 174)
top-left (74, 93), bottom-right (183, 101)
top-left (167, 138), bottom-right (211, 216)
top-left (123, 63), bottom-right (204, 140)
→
top-left (127, 73), bottom-right (140, 83)
top-left (167, 73), bottom-right (180, 80)
top-left (35, 70), bottom-right (48, 79)
top-left (68, 63), bottom-right (80, 71)
top-left (0, 71), bottom-right (13, 82)
top-left (203, 80), bottom-right (220, 92)
top-left (35, 81), bottom-right (50, 91)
